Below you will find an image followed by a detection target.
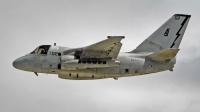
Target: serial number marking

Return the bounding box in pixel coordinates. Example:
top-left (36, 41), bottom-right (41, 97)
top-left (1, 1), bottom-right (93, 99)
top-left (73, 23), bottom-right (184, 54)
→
top-left (49, 52), bottom-right (61, 56)
top-left (131, 58), bottom-right (143, 63)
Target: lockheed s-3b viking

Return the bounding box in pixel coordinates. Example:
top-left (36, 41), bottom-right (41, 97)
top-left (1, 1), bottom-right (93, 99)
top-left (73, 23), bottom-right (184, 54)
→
top-left (13, 14), bottom-right (191, 80)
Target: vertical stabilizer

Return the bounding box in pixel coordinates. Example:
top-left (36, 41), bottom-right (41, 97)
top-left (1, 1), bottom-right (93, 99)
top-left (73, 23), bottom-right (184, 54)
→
top-left (131, 14), bottom-right (191, 53)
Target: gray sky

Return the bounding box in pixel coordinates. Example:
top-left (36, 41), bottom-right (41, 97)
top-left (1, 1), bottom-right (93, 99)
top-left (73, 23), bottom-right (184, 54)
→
top-left (0, 0), bottom-right (200, 112)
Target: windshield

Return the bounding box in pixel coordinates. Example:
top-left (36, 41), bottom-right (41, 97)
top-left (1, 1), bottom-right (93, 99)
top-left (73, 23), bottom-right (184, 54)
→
top-left (30, 48), bottom-right (38, 54)
top-left (37, 45), bottom-right (50, 54)
top-left (30, 45), bottom-right (51, 55)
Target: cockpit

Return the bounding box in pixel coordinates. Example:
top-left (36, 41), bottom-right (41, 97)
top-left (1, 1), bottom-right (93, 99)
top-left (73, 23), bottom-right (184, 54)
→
top-left (30, 45), bottom-right (51, 55)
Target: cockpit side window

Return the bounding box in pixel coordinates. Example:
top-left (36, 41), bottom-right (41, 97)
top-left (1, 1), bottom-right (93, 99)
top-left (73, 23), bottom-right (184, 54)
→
top-left (37, 45), bottom-right (50, 55)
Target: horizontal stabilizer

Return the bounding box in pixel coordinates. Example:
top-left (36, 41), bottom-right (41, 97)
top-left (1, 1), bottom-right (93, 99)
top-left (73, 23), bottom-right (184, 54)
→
top-left (147, 48), bottom-right (179, 62)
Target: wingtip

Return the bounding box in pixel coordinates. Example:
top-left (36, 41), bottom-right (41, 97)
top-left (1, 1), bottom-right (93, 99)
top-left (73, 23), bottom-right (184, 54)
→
top-left (174, 14), bottom-right (191, 17)
top-left (107, 36), bottom-right (125, 39)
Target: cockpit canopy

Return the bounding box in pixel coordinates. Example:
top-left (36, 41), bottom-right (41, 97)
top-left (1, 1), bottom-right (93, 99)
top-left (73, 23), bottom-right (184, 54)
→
top-left (30, 45), bottom-right (51, 55)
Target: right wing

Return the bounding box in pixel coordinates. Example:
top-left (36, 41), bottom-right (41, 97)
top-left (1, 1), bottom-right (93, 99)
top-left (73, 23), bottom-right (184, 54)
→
top-left (61, 36), bottom-right (124, 70)
top-left (80, 36), bottom-right (124, 60)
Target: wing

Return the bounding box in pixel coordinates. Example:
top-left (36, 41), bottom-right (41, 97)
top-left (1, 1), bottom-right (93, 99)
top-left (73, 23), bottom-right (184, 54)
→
top-left (80, 36), bottom-right (124, 60)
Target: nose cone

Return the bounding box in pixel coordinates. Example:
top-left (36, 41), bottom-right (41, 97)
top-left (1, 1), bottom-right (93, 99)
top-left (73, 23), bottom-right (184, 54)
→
top-left (13, 58), bottom-right (22, 69)
top-left (13, 56), bottom-right (33, 71)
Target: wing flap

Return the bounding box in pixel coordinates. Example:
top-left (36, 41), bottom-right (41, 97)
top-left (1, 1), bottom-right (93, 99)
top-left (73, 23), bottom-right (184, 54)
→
top-left (107, 42), bottom-right (122, 59)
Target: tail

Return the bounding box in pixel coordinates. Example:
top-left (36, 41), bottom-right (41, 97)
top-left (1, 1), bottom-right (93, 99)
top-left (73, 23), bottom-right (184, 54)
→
top-left (131, 14), bottom-right (191, 53)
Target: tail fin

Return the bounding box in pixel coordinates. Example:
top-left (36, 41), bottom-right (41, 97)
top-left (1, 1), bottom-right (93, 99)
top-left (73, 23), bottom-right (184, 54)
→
top-left (131, 14), bottom-right (191, 53)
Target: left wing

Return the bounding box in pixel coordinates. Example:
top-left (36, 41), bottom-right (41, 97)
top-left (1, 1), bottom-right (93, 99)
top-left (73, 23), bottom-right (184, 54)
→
top-left (80, 36), bottom-right (124, 60)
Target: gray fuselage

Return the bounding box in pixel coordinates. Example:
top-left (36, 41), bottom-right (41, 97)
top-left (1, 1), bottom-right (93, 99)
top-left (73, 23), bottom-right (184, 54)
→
top-left (13, 45), bottom-right (175, 80)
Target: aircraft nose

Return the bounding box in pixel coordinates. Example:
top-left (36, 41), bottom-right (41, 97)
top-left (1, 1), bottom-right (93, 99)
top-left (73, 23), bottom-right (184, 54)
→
top-left (13, 58), bottom-right (22, 69)
top-left (13, 57), bottom-right (27, 70)
top-left (13, 56), bottom-right (33, 71)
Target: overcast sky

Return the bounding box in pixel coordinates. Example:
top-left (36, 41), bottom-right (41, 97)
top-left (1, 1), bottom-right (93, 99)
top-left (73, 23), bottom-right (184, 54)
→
top-left (0, 0), bottom-right (200, 112)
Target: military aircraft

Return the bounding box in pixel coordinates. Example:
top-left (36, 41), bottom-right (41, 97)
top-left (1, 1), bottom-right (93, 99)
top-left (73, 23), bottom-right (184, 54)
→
top-left (13, 14), bottom-right (191, 80)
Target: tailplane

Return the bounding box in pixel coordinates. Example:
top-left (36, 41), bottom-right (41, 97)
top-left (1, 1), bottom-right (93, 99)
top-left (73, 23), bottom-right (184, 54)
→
top-left (131, 14), bottom-right (191, 53)
top-left (147, 48), bottom-right (179, 62)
